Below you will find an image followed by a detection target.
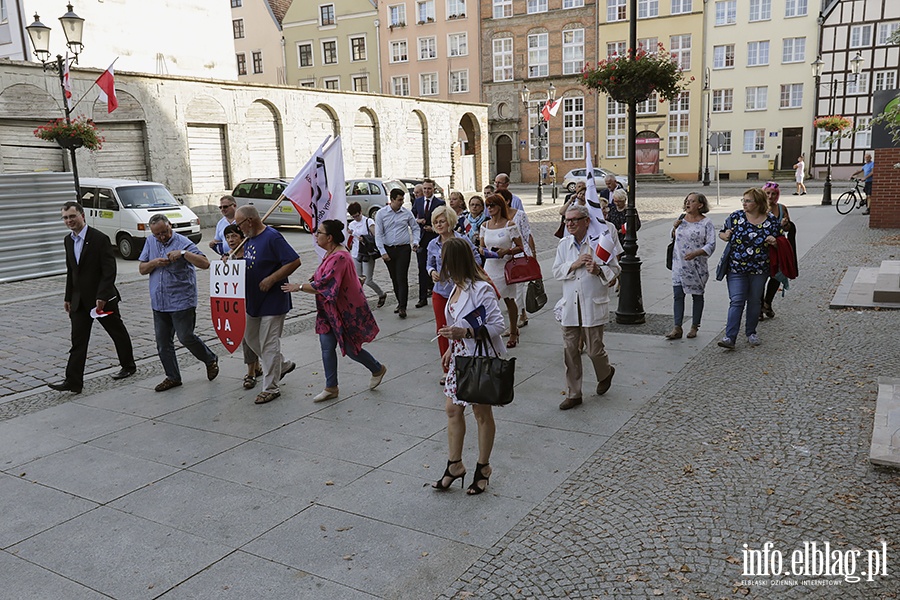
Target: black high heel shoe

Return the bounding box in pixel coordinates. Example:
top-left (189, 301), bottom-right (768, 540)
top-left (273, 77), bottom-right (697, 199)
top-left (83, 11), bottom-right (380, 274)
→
top-left (467, 462), bottom-right (490, 495)
top-left (432, 459), bottom-right (466, 490)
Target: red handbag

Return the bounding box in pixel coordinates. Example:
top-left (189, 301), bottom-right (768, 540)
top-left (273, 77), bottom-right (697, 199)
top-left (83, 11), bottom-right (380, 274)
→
top-left (504, 255), bottom-right (543, 284)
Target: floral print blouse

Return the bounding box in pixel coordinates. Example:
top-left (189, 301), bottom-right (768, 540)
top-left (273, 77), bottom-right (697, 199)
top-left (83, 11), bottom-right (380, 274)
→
top-left (722, 210), bottom-right (782, 275)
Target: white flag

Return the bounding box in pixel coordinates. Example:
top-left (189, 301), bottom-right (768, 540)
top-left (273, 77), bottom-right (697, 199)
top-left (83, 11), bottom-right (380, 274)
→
top-left (62, 55), bottom-right (73, 109)
top-left (583, 142), bottom-right (608, 242)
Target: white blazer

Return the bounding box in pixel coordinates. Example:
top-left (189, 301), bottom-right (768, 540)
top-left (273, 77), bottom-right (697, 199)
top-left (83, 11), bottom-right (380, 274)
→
top-left (445, 280), bottom-right (507, 357)
top-left (552, 234), bottom-right (622, 328)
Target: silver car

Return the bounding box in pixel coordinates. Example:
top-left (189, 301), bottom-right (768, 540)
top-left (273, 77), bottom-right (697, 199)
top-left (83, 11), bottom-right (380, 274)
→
top-left (562, 168), bottom-right (628, 192)
top-left (346, 179), bottom-right (407, 218)
top-left (232, 178), bottom-right (307, 229)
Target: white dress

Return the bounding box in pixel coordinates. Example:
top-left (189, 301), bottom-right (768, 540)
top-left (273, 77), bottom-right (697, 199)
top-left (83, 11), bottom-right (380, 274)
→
top-left (480, 221), bottom-right (522, 299)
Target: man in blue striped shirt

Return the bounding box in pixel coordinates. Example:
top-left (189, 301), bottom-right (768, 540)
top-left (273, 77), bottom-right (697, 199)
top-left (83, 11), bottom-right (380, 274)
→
top-left (375, 188), bottom-right (420, 318)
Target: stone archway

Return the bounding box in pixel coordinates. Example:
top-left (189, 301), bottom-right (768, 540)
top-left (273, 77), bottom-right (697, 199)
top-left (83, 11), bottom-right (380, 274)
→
top-left (456, 112), bottom-right (481, 191)
top-left (495, 134), bottom-right (512, 176)
top-left (353, 108), bottom-right (381, 178)
top-left (245, 100), bottom-right (283, 178)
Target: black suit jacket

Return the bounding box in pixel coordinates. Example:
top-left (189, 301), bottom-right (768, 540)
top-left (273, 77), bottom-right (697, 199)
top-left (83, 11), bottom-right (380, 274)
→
top-left (411, 196), bottom-right (446, 234)
top-left (64, 226), bottom-right (121, 312)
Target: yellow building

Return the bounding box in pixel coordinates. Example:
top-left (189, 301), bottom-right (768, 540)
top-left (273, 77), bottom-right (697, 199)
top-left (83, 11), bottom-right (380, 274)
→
top-left (232, 0), bottom-right (290, 84)
top-left (282, 0), bottom-right (380, 92)
top-left (596, 0), bottom-right (703, 180)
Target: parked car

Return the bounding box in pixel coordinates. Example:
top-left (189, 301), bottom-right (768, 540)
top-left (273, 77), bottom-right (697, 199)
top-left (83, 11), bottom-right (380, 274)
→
top-left (232, 178), bottom-right (309, 230)
top-left (397, 178), bottom-right (444, 201)
top-left (346, 178), bottom-right (406, 218)
top-left (78, 178), bottom-right (201, 260)
top-left (562, 168), bottom-right (628, 192)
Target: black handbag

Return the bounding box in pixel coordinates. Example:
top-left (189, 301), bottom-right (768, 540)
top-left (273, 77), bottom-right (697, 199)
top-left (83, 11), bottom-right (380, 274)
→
top-left (454, 334), bottom-right (515, 406)
top-left (356, 233), bottom-right (379, 261)
top-left (716, 241), bottom-right (732, 281)
top-left (666, 213), bottom-right (685, 271)
top-left (525, 279), bottom-right (547, 313)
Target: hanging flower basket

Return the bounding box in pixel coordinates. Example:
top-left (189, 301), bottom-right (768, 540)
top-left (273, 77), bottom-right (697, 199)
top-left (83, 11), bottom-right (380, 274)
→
top-left (33, 116), bottom-right (104, 151)
top-left (582, 44), bottom-right (692, 104)
top-left (814, 115), bottom-right (852, 133)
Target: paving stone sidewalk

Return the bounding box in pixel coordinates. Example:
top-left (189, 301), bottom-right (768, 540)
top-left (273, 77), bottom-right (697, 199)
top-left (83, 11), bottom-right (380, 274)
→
top-left (439, 215), bottom-right (900, 598)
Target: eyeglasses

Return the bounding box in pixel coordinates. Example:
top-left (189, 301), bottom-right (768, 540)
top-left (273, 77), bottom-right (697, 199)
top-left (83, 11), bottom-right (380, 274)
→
top-left (315, 230), bottom-right (328, 236)
top-left (486, 203), bottom-right (498, 208)
top-left (741, 199), bottom-right (754, 204)
top-left (235, 218), bottom-right (249, 227)
top-left (565, 217), bottom-right (587, 224)
top-left (219, 204), bottom-right (235, 210)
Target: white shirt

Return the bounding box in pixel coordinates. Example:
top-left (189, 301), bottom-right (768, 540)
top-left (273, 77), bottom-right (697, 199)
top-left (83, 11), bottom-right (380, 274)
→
top-left (71, 226), bottom-right (87, 264)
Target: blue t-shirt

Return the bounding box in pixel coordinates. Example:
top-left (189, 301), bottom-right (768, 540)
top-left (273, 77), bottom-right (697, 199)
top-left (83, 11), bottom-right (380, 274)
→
top-left (244, 226), bottom-right (299, 317)
top-left (862, 161), bottom-right (874, 181)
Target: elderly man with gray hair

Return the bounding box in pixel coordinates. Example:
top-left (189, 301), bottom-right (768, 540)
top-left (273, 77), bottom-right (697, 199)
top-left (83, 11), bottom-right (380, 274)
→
top-left (552, 204), bottom-right (620, 410)
top-left (139, 214), bottom-right (219, 392)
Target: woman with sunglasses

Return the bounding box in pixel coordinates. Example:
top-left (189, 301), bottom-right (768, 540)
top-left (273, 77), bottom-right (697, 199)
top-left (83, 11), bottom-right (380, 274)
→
top-left (479, 194), bottom-right (524, 348)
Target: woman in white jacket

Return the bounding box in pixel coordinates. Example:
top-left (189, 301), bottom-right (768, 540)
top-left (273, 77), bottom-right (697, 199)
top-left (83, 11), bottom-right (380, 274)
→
top-left (433, 238), bottom-right (507, 495)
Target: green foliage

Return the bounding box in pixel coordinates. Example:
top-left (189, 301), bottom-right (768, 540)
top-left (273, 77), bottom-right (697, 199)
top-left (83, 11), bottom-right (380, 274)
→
top-left (33, 116), bottom-right (104, 151)
top-left (582, 44), bottom-right (692, 104)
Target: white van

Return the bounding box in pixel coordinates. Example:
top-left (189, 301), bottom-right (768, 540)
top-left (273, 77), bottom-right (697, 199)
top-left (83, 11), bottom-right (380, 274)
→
top-left (78, 178), bottom-right (202, 260)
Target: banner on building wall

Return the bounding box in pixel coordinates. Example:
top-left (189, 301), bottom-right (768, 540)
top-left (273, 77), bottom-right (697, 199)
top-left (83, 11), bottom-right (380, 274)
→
top-left (871, 89), bottom-right (900, 149)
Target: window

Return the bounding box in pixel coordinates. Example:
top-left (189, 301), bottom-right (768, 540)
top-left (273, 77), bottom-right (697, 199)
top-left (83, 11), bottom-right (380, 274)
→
top-left (667, 92), bottom-right (689, 156)
top-left (449, 33), bottom-right (468, 56)
top-left (670, 34), bottom-right (691, 70)
top-left (608, 0), bottom-right (626, 22)
top-left (563, 29), bottom-right (585, 75)
top-left (878, 23), bottom-right (900, 45)
top-left (450, 69), bottom-right (469, 93)
top-left (850, 24), bottom-right (872, 48)
top-left (607, 41), bottom-right (626, 58)
top-left (607, 98), bottom-right (626, 158)
top-left (784, 0), bottom-right (807, 17)
top-left (231, 0), bottom-right (242, 7)
top-left (715, 0), bottom-right (735, 25)
top-left (563, 97), bottom-right (585, 160)
top-left (419, 36), bottom-right (437, 60)
top-left (847, 73), bottom-right (869, 95)
top-left (745, 86), bottom-right (767, 110)
top-left (638, 37), bottom-right (658, 52)
top-left (711, 131), bottom-right (732, 153)
top-left (320, 4), bottom-right (335, 26)
top-left (299, 43), bottom-right (313, 67)
top-left (447, 0), bottom-right (466, 17)
top-left (493, 0), bottom-right (512, 18)
top-left (671, 0), bottom-right (691, 15)
top-left (233, 19), bottom-right (244, 39)
top-left (417, 0), bottom-right (435, 22)
top-left (0, 0), bottom-right (6, 22)
top-left (747, 41), bottom-right (769, 66)
top-left (420, 72), bottom-right (439, 95)
top-left (392, 75), bottom-right (410, 96)
top-left (713, 45), bottom-right (734, 69)
top-left (816, 129), bottom-right (829, 150)
top-left (324, 77), bottom-right (339, 90)
top-left (779, 83), bottom-right (802, 108)
top-left (252, 51), bottom-right (263, 74)
top-left (638, 0), bottom-right (658, 19)
top-left (300, 79), bottom-right (315, 88)
top-left (855, 116), bottom-right (871, 148)
top-left (636, 94), bottom-right (658, 114)
top-left (743, 129), bottom-right (764, 152)
top-left (352, 75), bottom-right (369, 92)
top-left (782, 38), bottom-right (805, 63)
top-left (527, 0), bottom-right (548, 14)
top-left (563, 0), bottom-right (585, 7)
top-left (528, 33), bottom-right (549, 78)
top-left (493, 38), bottom-right (513, 81)
top-left (236, 53), bottom-right (247, 76)
top-left (712, 89), bottom-right (733, 112)
top-left (389, 4), bottom-right (406, 26)
top-left (390, 40), bottom-right (408, 63)
top-left (322, 40), bottom-right (337, 64)
top-left (351, 36), bottom-right (367, 61)
top-left (875, 71), bottom-right (897, 91)
top-left (749, 0), bottom-right (770, 22)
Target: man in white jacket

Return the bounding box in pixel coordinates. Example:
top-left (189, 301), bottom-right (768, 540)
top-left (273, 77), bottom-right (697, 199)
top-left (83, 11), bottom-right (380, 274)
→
top-left (552, 205), bottom-right (621, 410)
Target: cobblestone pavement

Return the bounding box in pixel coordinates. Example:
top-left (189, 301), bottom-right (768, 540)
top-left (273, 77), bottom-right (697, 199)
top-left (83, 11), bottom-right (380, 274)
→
top-left (439, 215), bottom-right (900, 598)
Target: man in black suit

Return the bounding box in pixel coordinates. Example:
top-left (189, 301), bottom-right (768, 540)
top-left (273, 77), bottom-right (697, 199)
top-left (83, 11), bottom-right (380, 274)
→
top-left (411, 178), bottom-right (445, 308)
top-left (49, 202), bottom-right (136, 393)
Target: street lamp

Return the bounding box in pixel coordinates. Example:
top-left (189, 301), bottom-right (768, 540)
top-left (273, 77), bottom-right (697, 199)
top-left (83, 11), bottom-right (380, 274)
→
top-left (702, 67), bottom-right (711, 187)
top-left (26, 3), bottom-right (86, 199)
top-left (811, 51), bottom-right (864, 206)
top-left (521, 82), bottom-right (555, 206)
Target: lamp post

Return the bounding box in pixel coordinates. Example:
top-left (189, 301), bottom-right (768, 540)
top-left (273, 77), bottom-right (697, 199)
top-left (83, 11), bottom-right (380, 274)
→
top-left (702, 67), bottom-right (711, 186)
top-left (26, 4), bottom-right (86, 200)
top-left (521, 83), bottom-right (555, 206)
top-left (811, 52), bottom-right (864, 206)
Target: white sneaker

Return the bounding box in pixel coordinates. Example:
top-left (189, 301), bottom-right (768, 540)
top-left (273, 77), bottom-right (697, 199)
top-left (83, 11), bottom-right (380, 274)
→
top-left (313, 387), bottom-right (339, 403)
top-left (748, 334), bottom-right (760, 347)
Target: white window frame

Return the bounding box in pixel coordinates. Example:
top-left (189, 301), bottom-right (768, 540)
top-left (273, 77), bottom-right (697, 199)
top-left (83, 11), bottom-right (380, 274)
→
top-left (606, 98), bottom-right (626, 158)
top-left (638, 0), bottom-right (658, 19)
top-left (846, 73), bottom-right (869, 95)
top-left (449, 32), bottom-right (468, 57)
top-left (745, 86), bottom-right (767, 111)
top-left (323, 76), bottom-right (339, 90)
top-left (670, 34), bottom-right (691, 71)
top-left (667, 91), bottom-right (690, 156)
top-left (389, 4), bottom-right (407, 26)
top-left (638, 37), bottom-right (658, 53)
top-left (855, 116), bottom-right (871, 148)
top-left (447, 0), bottom-right (466, 18)
top-left (563, 29), bottom-right (585, 75)
top-left (749, 0), bottom-right (771, 22)
top-left (319, 4), bottom-right (336, 26)
top-left (816, 129), bottom-right (830, 150)
top-left (782, 37), bottom-right (805, 64)
top-left (392, 75), bottom-right (410, 96)
top-left (636, 94), bottom-right (658, 114)
top-left (299, 79), bottom-right (315, 88)
top-left (779, 83), bottom-right (803, 109)
top-left (607, 41), bottom-right (626, 58)
top-left (527, 0), bottom-right (548, 14)
top-left (492, 37), bottom-right (513, 82)
top-left (711, 130), bottom-right (732, 153)
top-left (607, 0), bottom-right (626, 22)
top-left (450, 69), bottom-right (469, 94)
top-left (850, 25), bottom-right (872, 48)
top-left (712, 88), bottom-right (733, 112)
top-left (493, 0), bottom-right (512, 19)
top-left (747, 41), bottom-right (769, 67)
top-left (714, 0), bottom-right (736, 25)
top-left (878, 22), bottom-right (900, 46)
top-left (390, 40), bottom-right (409, 63)
top-left (352, 74), bottom-right (369, 92)
top-left (527, 32), bottom-right (549, 78)
top-left (420, 72), bottom-right (439, 96)
top-left (713, 44), bottom-right (734, 69)
top-left (321, 38), bottom-right (338, 65)
top-left (350, 35), bottom-right (367, 62)
top-left (563, 0), bottom-right (585, 7)
top-left (417, 0), bottom-right (436, 23)
top-left (418, 36), bottom-right (437, 60)
top-left (784, 0), bottom-right (807, 18)
top-left (743, 129), bottom-right (765, 152)
top-left (874, 70), bottom-right (897, 91)
top-left (671, 0), bottom-right (691, 15)
top-left (563, 96), bottom-right (585, 160)
top-left (298, 42), bottom-right (314, 68)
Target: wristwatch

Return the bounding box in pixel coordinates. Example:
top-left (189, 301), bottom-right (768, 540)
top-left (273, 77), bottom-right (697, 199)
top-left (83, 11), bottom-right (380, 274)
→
top-left (180, 249), bottom-right (186, 256)
top-left (465, 328), bottom-right (473, 339)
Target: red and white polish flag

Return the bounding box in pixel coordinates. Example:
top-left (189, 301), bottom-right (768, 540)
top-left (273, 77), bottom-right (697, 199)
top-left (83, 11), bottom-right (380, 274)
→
top-left (95, 61), bottom-right (118, 113)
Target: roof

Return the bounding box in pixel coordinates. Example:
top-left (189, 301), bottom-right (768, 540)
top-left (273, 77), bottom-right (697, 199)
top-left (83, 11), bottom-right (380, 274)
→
top-left (266, 0), bottom-right (292, 25)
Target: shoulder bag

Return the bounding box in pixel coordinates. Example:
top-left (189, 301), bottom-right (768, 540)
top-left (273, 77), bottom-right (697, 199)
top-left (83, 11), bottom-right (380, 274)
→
top-left (666, 213), bottom-right (686, 271)
top-left (525, 279), bottom-right (547, 313)
top-left (504, 255), bottom-right (542, 284)
top-left (455, 333), bottom-right (516, 406)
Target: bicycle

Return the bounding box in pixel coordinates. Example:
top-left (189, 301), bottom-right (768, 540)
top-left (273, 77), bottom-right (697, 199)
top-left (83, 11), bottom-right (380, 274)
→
top-left (836, 178), bottom-right (867, 215)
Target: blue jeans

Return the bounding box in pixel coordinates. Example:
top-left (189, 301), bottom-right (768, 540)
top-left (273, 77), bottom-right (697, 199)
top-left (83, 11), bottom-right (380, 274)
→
top-left (725, 273), bottom-right (768, 341)
top-left (319, 330), bottom-right (382, 388)
top-left (673, 285), bottom-right (704, 328)
top-left (153, 308), bottom-right (217, 382)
